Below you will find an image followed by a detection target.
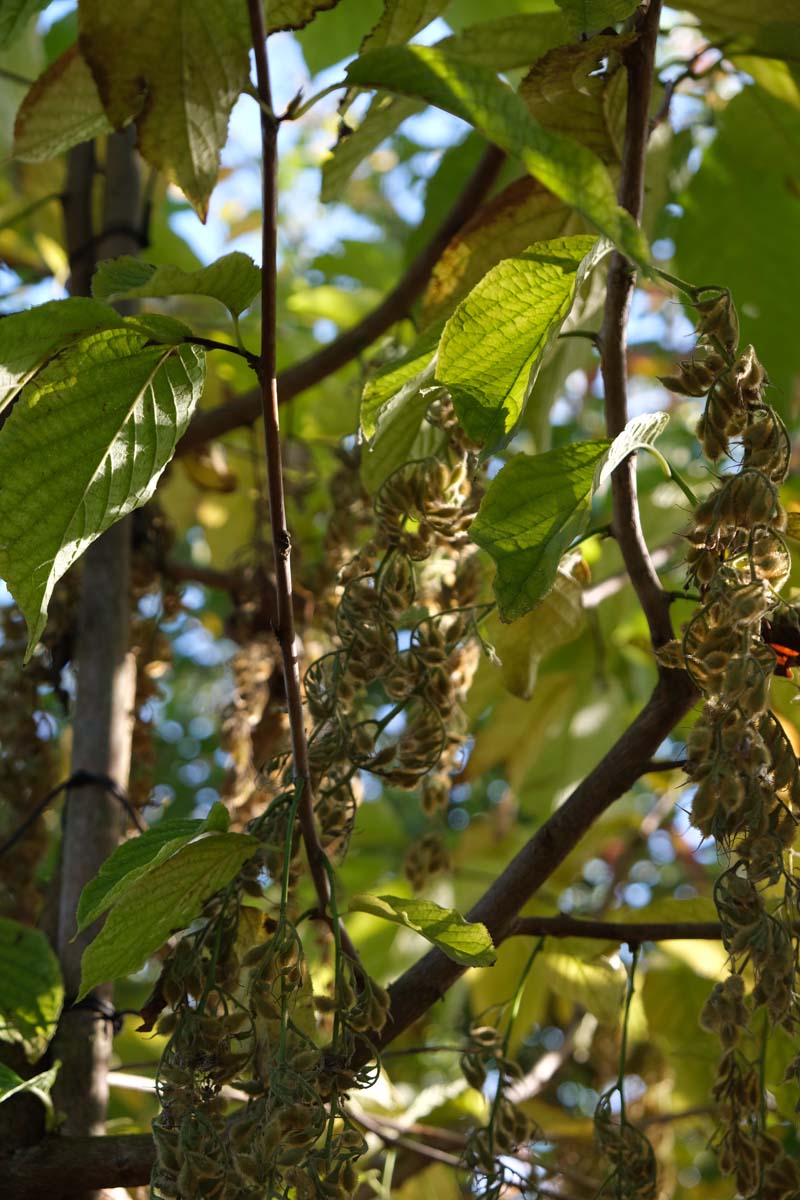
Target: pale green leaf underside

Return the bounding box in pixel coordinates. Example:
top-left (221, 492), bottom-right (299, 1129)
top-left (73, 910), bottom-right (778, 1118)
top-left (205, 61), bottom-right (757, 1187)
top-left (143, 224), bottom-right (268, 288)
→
top-left (77, 802), bottom-right (231, 932)
top-left (78, 833), bottom-right (258, 999)
top-left (361, 321), bottom-right (442, 439)
top-left (539, 946), bottom-right (625, 1024)
top-left (92, 252), bottom-right (261, 320)
top-left (488, 566), bottom-right (585, 699)
top-left (470, 439), bottom-right (610, 621)
top-left (80, 0), bottom-right (253, 218)
top-left (596, 410), bottom-right (670, 489)
top-left (0, 918), bottom-right (63, 1062)
top-left (348, 894), bottom-right (496, 967)
top-left (345, 45), bottom-right (648, 265)
top-left (0, 1061), bottom-right (59, 1124)
top-left (76, 819), bottom-right (205, 933)
top-left (14, 45), bottom-right (113, 162)
top-left (0, 327), bottom-right (205, 657)
top-left (0, 298), bottom-right (124, 414)
top-left (437, 235), bottom-right (599, 445)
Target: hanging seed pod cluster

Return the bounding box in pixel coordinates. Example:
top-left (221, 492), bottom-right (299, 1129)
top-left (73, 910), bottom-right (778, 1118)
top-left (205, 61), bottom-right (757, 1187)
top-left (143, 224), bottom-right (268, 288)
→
top-left (662, 284), bottom-right (800, 1198)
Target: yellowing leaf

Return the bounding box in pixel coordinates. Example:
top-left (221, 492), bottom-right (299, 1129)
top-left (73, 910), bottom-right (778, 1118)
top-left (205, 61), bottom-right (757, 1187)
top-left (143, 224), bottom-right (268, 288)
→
top-left (80, 0), bottom-right (252, 218)
top-left (13, 45), bottom-right (113, 162)
top-left (488, 566), bottom-right (585, 699)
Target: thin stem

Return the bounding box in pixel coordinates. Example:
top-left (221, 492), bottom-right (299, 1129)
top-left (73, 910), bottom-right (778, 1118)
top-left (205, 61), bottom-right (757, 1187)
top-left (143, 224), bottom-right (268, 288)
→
top-left (599, 0), bottom-right (672, 649)
top-left (183, 335), bottom-right (258, 368)
top-left (288, 80), bottom-right (347, 120)
top-left (246, 0), bottom-right (360, 969)
top-left (617, 947), bottom-right (639, 1125)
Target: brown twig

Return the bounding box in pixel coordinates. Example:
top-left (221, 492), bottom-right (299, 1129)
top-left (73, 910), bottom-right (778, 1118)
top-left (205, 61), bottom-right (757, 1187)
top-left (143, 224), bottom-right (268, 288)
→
top-left (509, 915), bottom-right (720, 945)
top-left (246, 0), bottom-right (359, 968)
top-left (361, 667), bottom-right (696, 1064)
top-left (599, 0), bottom-right (672, 648)
top-left (175, 143), bottom-right (504, 455)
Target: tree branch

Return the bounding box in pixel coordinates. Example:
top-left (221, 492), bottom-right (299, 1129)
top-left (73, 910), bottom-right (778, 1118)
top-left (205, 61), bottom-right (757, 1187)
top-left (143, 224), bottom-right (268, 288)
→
top-left (3, 1135), bottom-right (155, 1200)
top-left (176, 143), bottom-right (504, 455)
top-left (247, 2), bottom-right (359, 967)
top-left (364, 667), bottom-right (696, 1063)
top-left (599, 0), bottom-right (672, 647)
top-left (509, 915), bottom-right (720, 945)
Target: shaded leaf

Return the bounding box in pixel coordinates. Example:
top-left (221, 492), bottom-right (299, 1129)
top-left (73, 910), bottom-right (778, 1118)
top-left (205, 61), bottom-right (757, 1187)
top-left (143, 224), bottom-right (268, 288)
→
top-left (80, 0), bottom-right (252, 218)
top-left (13, 45), bottom-right (112, 161)
top-left (348, 894), bottom-right (496, 967)
top-left (78, 833), bottom-right (258, 998)
top-left (0, 918), bottom-right (63, 1062)
top-left (0, 1061), bottom-right (59, 1125)
top-left (555, 0), bottom-right (638, 33)
top-left (520, 33), bottom-right (633, 164)
top-left (361, 321), bottom-right (442, 438)
top-left (267, 0), bottom-right (343, 31)
top-left (361, 388), bottom-right (442, 495)
top-left (296, 0), bottom-right (383, 75)
top-left (595, 410), bottom-right (670, 488)
top-left (92, 253), bottom-right (261, 321)
top-left (361, 0), bottom-right (451, 53)
top-left (346, 44), bottom-right (648, 263)
top-left (437, 235), bottom-right (601, 444)
top-left (321, 94), bottom-right (423, 203)
top-left (488, 565), bottom-right (585, 699)
top-left (538, 942), bottom-right (625, 1023)
top-left (674, 85), bottom-right (800, 406)
top-left (437, 12), bottom-right (570, 71)
top-left (0, 0), bottom-right (47, 48)
top-left (0, 327), bottom-right (205, 656)
top-left (0, 297), bottom-right (123, 414)
top-left (470, 439), bottom-right (610, 621)
top-left (679, 0), bottom-right (800, 36)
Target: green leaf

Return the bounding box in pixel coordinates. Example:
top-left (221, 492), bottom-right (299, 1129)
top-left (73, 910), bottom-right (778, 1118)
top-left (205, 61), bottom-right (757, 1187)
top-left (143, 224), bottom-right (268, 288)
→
top-left (520, 33), bottom-right (632, 164)
top-left (92, 253), bottom-right (261, 321)
top-left (361, 389), bottom-right (442, 495)
top-left (539, 943), bottom-right (625, 1023)
top-left (296, 0), bottom-right (383, 74)
top-left (0, 1061), bottom-right (60, 1125)
top-left (267, 0), bottom-right (343, 31)
top-left (0, 298), bottom-right (124, 414)
top-left (79, 0), bottom-right (253, 219)
top-left (437, 235), bottom-right (601, 444)
top-left (361, 322), bottom-right (443, 438)
top-left (0, 0), bottom-right (48, 49)
top-left (76, 819), bottom-right (206, 934)
top-left (674, 84), bottom-right (800, 406)
top-left (361, 0), bottom-right (451, 53)
top-left (470, 439), bottom-right (610, 621)
top-left (348, 894), bottom-right (497, 967)
top-left (437, 13), bottom-right (570, 72)
top-left (595, 410), bottom-right (670, 489)
top-left (487, 564), bottom-right (585, 699)
top-left (0, 918), bottom-right (63, 1062)
top-left (78, 833), bottom-right (258, 999)
top-left (422, 176), bottom-right (580, 328)
top-left (555, 0), bottom-right (638, 33)
top-left (0, 327), bottom-right (205, 657)
top-left (345, 45), bottom-right (648, 264)
top-left (679, 0), bottom-right (800, 37)
top-left (321, 94), bottom-right (424, 203)
top-left (13, 45), bottom-right (113, 162)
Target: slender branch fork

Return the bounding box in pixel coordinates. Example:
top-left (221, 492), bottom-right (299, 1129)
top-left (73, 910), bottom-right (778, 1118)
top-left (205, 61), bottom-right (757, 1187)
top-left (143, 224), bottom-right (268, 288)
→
top-left (246, 0), bottom-right (360, 967)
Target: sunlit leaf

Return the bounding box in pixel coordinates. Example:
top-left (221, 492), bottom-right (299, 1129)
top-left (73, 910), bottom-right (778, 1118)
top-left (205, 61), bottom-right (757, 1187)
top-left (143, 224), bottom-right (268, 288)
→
top-left (0, 918), bottom-right (63, 1062)
top-left (437, 235), bottom-right (602, 444)
top-left (92, 252), bottom-right (261, 321)
top-left (348, 894), bottom-right (497, 966)
top-left (487, 565), bottom-right (585, 699)
top-left (595, 410), bottom-right (670, 488)
top-left (13, 45), bottom-right (113, 161)
top-left (538, 942), bottom-right (626, 1023)
top-left (346, 45), bottom-right (648, 263)
top-left (0, 327), bottom-right (205, 656)
top-left (470, 439), bottom-right (610, 621)
top-left (78, 833), bottom-right (258, 999)
top-left (0, 297), bottom-right (123, 414)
